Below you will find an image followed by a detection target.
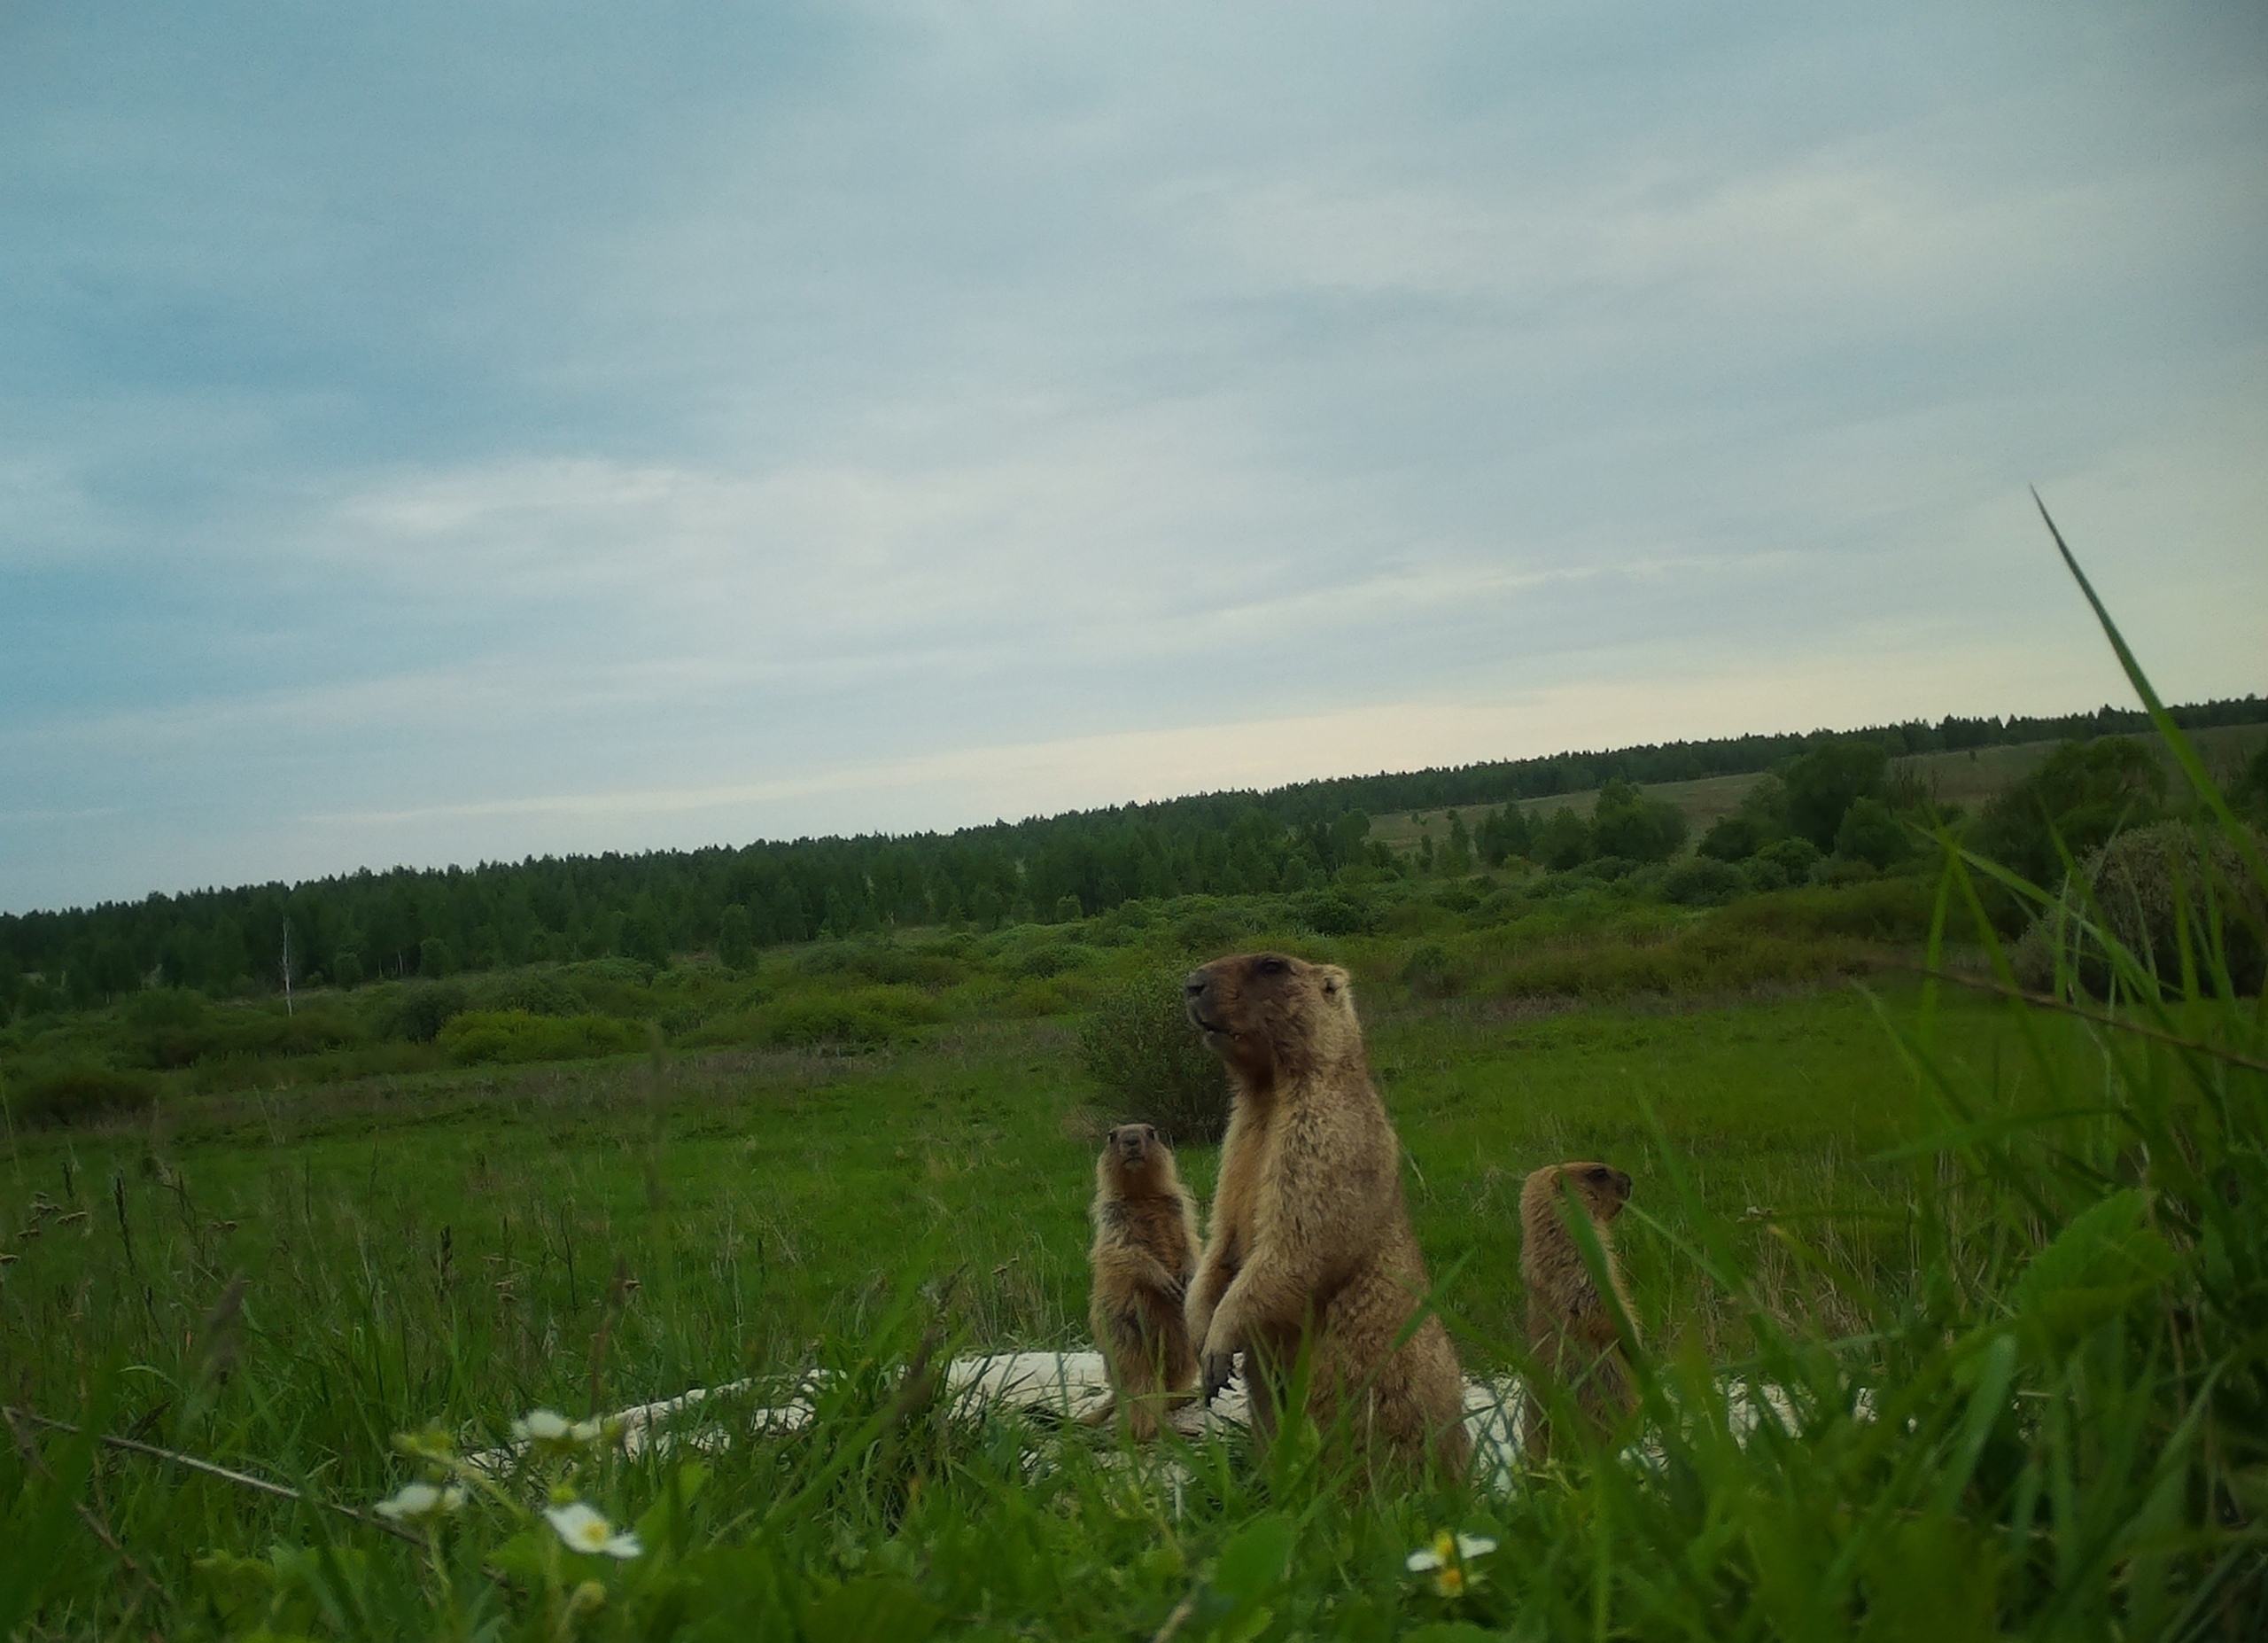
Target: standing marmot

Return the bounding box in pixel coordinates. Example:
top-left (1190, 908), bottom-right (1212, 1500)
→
top-left (1183, 952), bottom-right (1470, 1475)
top-left (1518, 1161), bottom-right (1637, 1460)
top-left (1087, 1122), bottom-right (1203, 1438)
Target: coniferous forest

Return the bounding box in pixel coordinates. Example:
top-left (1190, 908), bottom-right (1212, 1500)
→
top-left (4, 695), bottom-right (2262, 1012)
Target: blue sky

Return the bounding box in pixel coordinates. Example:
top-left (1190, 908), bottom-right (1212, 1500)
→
top-left (4, 2), bottom-right (2264, 912)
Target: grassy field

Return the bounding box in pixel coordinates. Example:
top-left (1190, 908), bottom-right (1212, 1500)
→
top-left (4, 718), bottom-right (2264, 1636)
top-left (1370, 721), bottom-right (2268, 848)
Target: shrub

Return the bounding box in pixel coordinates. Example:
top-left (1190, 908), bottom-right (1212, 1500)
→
top-left (1077, 968), bottom-right (1229, 1144)
top-left (1401, 941), bottom-right (1468, 999)
top-left (1293, 889), bottom-right (1379, 936)
top-left (1974, 736), bottom-right (2167, 891)
top-left (1169, 903), bottom-right (1247, 956)
top-left (1591, 779), bottom-right (1688, 863)
top-left (1488, 926), bottom-right (1860, 1001)
top-left (1783, 739), bottom-right (1889, 851)
top-left (1754, 836), bottom-right (1821, 881)
top-left (438, 1009), bottom-right (647, 1066)
top-left (6, 1063), bottom-right (158, 1127)
top-left (1834, 796), bottom-right (1915, 868)
top-left (1532, 806), bottom-right (1591, 870)
top-left (754, 985), bottom-right (939, 1050)
top-left (386, 980), bottom-right (470, 1042)
top-left (1661, 857), bottom-right (1745, 907)
top-left (1713, 878), bottom-right (1939, 943)
top-left (1698, 814), bottom-right (1768, 862)
top-left (2015, 820), bottom-right (2268, 997)
top-left (121, 987), bottom-right (218, 1069)
top-left (468, 971), bottom-right (583, 1017)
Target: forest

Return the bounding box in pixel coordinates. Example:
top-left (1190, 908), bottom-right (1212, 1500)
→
top-left (4, 693), bottom-right (2263, 1014)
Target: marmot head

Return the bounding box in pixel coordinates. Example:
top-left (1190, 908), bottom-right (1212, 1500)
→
top-left (1098, 1123), bottom-right (1177, 1194)
top-left (1184, 952), bottom-right (1360, 1088)
top-left (1521, 1162), bottom-right (1634, 1234)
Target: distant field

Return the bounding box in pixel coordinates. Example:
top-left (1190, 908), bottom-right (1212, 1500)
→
top-left (1371, 720), bottom-right (2268, 851)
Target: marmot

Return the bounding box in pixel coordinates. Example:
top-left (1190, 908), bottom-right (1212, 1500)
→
top-left (1518, 1161), bottom-right (1637, 1460)
top-left (1086, 1122), bottom-right (1203, 1439)
top-left (1183, 952), bottom-right (1470, 1475)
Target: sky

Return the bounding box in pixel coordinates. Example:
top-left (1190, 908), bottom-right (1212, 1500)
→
top-left (4, 2), bottom-right (2264, 914)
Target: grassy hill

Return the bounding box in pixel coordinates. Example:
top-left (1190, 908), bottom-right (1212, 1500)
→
top-left (1372, 720), bottom-right (2268, 849)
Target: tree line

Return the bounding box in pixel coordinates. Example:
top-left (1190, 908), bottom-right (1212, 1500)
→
top-left (4, 694), bottom-right (2262, 1012)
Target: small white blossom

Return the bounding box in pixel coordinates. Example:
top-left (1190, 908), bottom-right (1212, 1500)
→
top-left (374, 1482), bottom-right (465, 1522)
top-left (546, 1501), bottom-right (643, 1560)
top-left (514, 1409), bottom-right (573, 1443)
top-left (1407, 1531), bottom-right (1496, 1596)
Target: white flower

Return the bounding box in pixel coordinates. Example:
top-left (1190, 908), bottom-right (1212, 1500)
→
top-left (374, 1482), bottom-right (465, 1522)
top-left (511, 1408), bottom-right (620, 1453)
top-left (513, 1409), bottom-right (573, 1443)
top-left (545, 1501), bottom-right (643, 1560)
top-left (1407, 1531), bottom-right (1496, 1596)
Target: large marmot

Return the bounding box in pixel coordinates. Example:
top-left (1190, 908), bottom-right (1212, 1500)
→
top-left (1086, 1122), bottom-right (1203, 1438)
top-left (1518, 1161), bottom-right (1637, 1460)
top-left (1183, 952), bottom-right (1469, 1474)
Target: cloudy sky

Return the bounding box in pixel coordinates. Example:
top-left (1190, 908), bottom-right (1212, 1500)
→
top-left (4, 2), bottom-right (2264, 912)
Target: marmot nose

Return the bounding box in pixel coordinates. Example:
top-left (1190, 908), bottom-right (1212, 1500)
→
top-left (1184, 970), bottom-right (1210, 1000)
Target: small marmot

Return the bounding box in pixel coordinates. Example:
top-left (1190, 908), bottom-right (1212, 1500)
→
top-left (1086, 1122), bottom-right (1203, 1439)
top-left (1184, 952), bottom-right (1470, 1475)
top-left (1519, 1161), bottom-right (1637, 1460)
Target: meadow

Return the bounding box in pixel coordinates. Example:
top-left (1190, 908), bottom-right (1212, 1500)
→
top-left (4, 618), bottom-right (2264, 1637)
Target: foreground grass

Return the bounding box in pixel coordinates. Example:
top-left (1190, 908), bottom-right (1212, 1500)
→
top-left (4, 976), bottom-right (2226, 1639)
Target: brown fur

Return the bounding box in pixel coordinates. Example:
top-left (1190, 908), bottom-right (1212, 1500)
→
top-left (1086, 1123), bottom-right (1203, 1439)
top-left (1518, 1161), bottom-right (1637, 1460)
top-left (1183, 953), bottom-right (1470, 1475)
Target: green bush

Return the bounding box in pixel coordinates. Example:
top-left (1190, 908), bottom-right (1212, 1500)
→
top-left (1489, 926), bottom-right (1860, 1000)
top-left (1532, 806), bottom-right (1591, 870)
top-left (384, 980), bottom-right (470, 1042)
top-left (1401, 941), bottom-right (1469, 999)
top-left (754, 985), bottom-right (940, 1050)
top-left (1783, 738), bottom-right (1889, 851)
top-left (1076, 967), bottom-right (1229, 1144)
top-left (2014, 820), bottom-right (2268, 997)
top-left (437, 1009), bottom-right (646, 1066)
top-left (1833, 796), bottom-right (1915, 868)
top-left (1293, 888), bottom-right (1379, 936)
top-left (1591, 779), bottom-right (1688, 862)
top-left (1661, 857), bottom-right (1746, 907)
top-left (1713, 878), bottom-right (1939, 943)
top-left (5, 1063), bottom-right (159, 1127)
top-left (466, 971), bottom-right (583, 1017)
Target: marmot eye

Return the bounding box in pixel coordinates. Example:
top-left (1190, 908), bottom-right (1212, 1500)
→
top-left (1261, 956), bottom-right (1286, 974)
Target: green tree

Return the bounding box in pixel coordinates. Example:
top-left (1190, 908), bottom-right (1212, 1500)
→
top-left (419, 936), bottom-right (455, 977)
top-left (1328, 809), bottom-right (1371, 868)
top-left (1976, 737), bottom-right (2166, 890)
top-left (1783, 741), bottom-right (1889, 851)
top-left (718, 903), bottom-right (755, 969)
top-left (1698, 776), bottom-right (1788, 861)
top-left (1590, 779), bottom-right (1687, 863)
top-left (1834, 798), bottom-right (1913, 868)
top-left (1442, 812), bottom-right (1474, 876)
top-left (1533, 806), bottom-right (1592, 870)
top-left (1477, 805), bottom-right (1533, 868)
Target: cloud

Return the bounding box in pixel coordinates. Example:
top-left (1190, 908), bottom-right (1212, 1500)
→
top-left (1, 2), bottom-right (2264, 910)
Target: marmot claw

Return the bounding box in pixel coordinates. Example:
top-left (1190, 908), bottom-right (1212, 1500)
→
top-left (1200, 1351), bottom-right (1237, 1401)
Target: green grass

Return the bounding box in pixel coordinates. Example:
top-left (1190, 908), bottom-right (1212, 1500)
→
top-left (0, 976), bottom-right (2190, 1639)
top-left (3, 724), bottom-right (2264, 1635)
